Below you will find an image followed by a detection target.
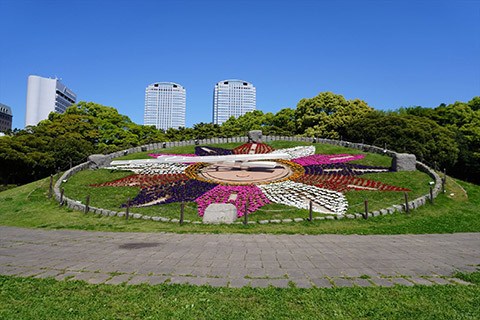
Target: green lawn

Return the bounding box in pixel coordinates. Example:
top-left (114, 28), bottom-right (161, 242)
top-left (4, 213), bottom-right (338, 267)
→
top-left (1, 274), bottom-right (478, 319)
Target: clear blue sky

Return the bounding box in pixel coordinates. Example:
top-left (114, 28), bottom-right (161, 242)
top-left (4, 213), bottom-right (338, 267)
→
top-left (1, 0), bottom-right (479, 130)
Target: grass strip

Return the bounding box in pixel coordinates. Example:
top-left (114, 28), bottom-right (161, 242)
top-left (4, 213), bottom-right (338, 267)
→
top-left (0, 274), bottom-right (479, 319)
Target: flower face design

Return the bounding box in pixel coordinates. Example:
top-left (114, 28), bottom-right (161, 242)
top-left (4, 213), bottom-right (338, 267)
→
top-left (92, 143), bottom-right (409, 216)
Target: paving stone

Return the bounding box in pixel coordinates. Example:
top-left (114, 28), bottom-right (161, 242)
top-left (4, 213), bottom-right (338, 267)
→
top-left (311, 278), bottom-right (332, 288)
top-left (34, 269), bottom-right (63, 278)
top-left (353, 278), bottom-right (373, 287)
top-left (228, 278), bottom-right (250, 288)
top-left (250, 279), bottom-right (269, 288)
top-left (370, 278), bottom-right (395, 287)
top-left (293, 279), bottom-right (312, 288)
top-left (408, 278), bottom-right (434, 286)
top-left (426, 277), bottom-right (451, 285)
top-left (87, 273), bottom-right (111, 284)
top-left (105, 274), bottom-right (132, 285)
top-left (389, 278), bottom-right (414, 286)
top-left (282, 219), bottom-right (293, 223)
top-left (267, 279), bottom-right (290, 288)
top-left (332, 278), bottom-right (354, 287)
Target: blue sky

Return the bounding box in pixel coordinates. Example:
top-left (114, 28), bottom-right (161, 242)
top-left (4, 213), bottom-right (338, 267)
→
top-left (1, 0), bottom-right (479, 130)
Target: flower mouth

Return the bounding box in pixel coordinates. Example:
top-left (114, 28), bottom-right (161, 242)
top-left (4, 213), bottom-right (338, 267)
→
top-left (185, 159), bottom-right (305, 185)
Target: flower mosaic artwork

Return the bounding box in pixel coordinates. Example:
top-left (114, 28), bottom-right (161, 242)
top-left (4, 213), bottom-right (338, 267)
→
top-left (93, 143), bottom-right (410, 217)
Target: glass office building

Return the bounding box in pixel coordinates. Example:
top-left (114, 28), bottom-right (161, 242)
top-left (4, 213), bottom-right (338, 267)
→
top-left (212, 79), bottom-right (256, 125)
top-left (25, 75), bottom-right (77, 127)
top-left (144, 82), bottom-right (186, 130)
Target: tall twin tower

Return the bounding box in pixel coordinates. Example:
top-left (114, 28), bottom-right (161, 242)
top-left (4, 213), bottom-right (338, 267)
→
top-left (144, 80), bottom-right (256, 130)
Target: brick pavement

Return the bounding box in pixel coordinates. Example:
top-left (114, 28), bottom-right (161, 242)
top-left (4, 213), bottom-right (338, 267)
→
top-left (0, 226), bottom-right (478, 288)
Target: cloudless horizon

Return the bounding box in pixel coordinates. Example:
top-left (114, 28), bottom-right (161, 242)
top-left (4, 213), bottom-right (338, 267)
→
top-left (1, 0), bottom-right (479, 130)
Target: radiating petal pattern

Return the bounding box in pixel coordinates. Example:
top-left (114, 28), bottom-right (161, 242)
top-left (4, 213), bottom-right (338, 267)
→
top-left (292, 154), bottom-right (366, 166)
top-left (268, 146), bottom-right (315, 160)
top-left (257, 180), bottom-right (348, 215)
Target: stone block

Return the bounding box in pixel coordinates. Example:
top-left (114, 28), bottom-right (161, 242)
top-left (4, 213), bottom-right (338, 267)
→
top-left (202, 203), bottom-right (238, 224)
top-left (346, 214), bottom-right (355, 219)
top-left (117, 212), bottom-right (125, 218)
top-left (380, 209), bottom-right (388, 215)
top-left (152, 216), bottom-right (161, 221)
top-left (392, 153), bottom-right (416, 171)
top-left (294, 218), bottom-right (304, 222)
top-left (270, 219), bottom-right (281, 223)
top-left (88, 154), bottom-right (111, 169)
top-left (109, 211), bottom-right (117, 216)
top-left (372, 211), bottom-right (380, 217)
top-left (133, 214), bottom-right (143, 219)
top-left (282, 219), bottom-right (293, 223)
top-left (248, 130), bottom-right (263, 143)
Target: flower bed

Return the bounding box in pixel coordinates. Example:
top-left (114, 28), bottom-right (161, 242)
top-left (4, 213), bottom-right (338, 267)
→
top-left (303, 163), bottom-right (393, 176)
top-left (292, 154), bottom-right (366, 166)
top-left (233, 143), bottom-right (274, 154)
top-left (294, 174), bottom-right (410, 193)
top-left (195, 185), bottom-right (270, 217)
top-left (124, 179), bottom-right (218, 208)
top-left (90, 144), bottom-right (410, 218)
top-left (89, 173), bottom-right (188, 188)
top-left (268, 146), bottom-right (315, 160)
top-left (258, 180), bottom-right (348, 215)
top-left (195, 146), bottom-right (234, 156)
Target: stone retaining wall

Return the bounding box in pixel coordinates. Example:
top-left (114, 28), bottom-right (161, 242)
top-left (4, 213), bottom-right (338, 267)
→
top-left (53, 135), bottom-right (443, 223)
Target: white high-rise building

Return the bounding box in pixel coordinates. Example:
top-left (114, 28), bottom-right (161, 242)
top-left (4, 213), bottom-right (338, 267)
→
top-left (25, 75), bottom-right (77, 127)
top-left (212, 79), bottom-right (256, 125)
top-left (144, 82), bottom-right (186, 130)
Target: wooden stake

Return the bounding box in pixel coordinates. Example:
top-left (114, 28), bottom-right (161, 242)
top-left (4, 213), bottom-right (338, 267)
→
top-left (126, 198), bottom-right (130, 220)
top-left (244, 200), bottom-right (248, 226)
top-left (364, 198), bottom-right (368, 219)
top-left (49, 174), bottom-right (53, 199)
top-left (57, 167), bottom-right (61, 180)
top-left (405, 192), bottom-right (410, 215)
top-left (85, 194), bottom-right (90, 214)
top-left (309, 200), bottom-right (313, 222)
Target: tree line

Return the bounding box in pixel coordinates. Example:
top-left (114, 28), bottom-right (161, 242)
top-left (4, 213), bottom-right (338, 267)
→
top-left (1, 93), bottom-right (479, 185)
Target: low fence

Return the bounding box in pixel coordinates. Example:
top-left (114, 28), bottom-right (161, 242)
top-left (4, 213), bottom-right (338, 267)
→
top-left (53, 135), bottom-right (443, 223)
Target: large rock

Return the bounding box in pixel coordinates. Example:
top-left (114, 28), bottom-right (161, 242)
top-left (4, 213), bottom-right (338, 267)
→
top-left (202, 203), bottom-right (238, 224)
top-left (248, 130), bottom-right (263, 143)
top-left (392, 153), bottom-right (416, 171)
top-left (88, 154), bottom-right (111, 169)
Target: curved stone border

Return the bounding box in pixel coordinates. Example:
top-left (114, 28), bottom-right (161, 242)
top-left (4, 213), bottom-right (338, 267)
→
top-left (54, 136), bottom-right (442, 224)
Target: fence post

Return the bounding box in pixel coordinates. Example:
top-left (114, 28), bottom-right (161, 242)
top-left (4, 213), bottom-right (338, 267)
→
top-left (404, 192), bottom-right (410, 215)
top-left (59, 188), bottom-right (64, 208)
top-left (49, 174), bottom-right (53, 199)
top-left (85, 194), bottom-right (90, 214)
top-left (126, 198), bottom-right (130, 220)
top-left (57, 167), bottom-right (61, 180)
top-left (364, 198), bottom-right (368, 219)
top-left (244, 200), bottom-right (248, 226)
top-left (430, 186), bottom-right (434, 205)
top-left (69, 158), bottom-right (73, 169)
top-left (309, 200), bottom-right (313, 222)
top-left (180, 201), bottom-right (184, 225)
top-left (442, 168), bottom-right (447, 193)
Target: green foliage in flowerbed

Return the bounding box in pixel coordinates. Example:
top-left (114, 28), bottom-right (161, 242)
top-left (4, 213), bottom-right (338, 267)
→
top-left (1, 274), bottom-right (479, 319)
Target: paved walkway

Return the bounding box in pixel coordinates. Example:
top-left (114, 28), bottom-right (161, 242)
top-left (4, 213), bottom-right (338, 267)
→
top-left (1, 226), bottom-right (478, 288)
